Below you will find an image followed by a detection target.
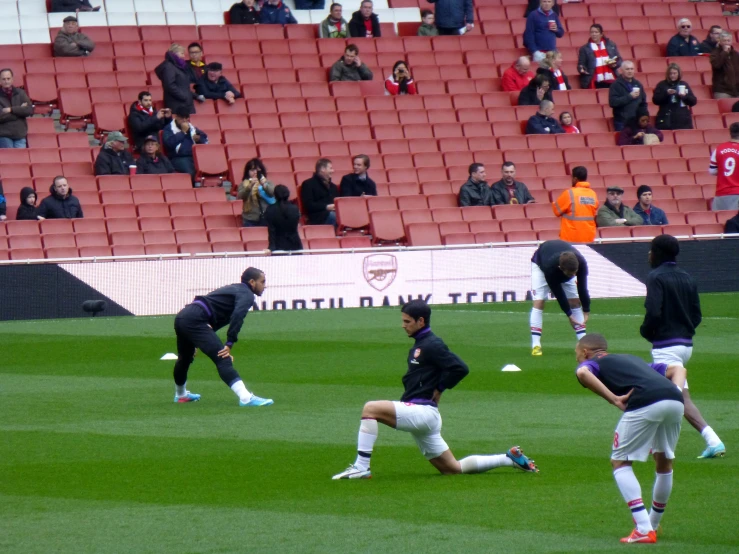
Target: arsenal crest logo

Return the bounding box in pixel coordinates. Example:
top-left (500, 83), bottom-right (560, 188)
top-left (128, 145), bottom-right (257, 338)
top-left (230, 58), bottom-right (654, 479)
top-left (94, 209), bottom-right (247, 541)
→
top-left (363, 254), bottom-right (398, 291)
top-left (413, 348), bottom-right (421, 358)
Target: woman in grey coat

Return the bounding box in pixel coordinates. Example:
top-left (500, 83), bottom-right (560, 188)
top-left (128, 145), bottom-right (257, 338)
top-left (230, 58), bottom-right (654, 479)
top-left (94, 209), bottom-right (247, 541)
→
top-left (577, 24), bottom-right (622, 89)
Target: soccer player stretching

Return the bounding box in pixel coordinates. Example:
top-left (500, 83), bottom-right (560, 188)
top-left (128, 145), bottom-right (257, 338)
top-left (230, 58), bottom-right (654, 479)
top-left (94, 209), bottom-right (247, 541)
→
top-left (171, 267), bottom-right (273, 407)
top-left (332, 300), bottom-right (539, 479)
top-left (575, 334), bottom-right (686, 544)
top-left (641, 235), bottom-right (725, 459)
top-left (529, 239), bottom-right (590, 356)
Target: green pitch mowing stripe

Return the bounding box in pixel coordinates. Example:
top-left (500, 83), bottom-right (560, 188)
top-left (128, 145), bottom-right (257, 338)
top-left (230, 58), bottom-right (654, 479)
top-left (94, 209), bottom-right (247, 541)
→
top-left (1, 294), bottom-right (738, 553)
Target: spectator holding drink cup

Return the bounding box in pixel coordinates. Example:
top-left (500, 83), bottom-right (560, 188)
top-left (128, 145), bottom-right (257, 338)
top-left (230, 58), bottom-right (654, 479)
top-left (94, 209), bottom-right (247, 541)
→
top-left (653, 63), bottom-right (697, 130)
top-left (523, 0), bottom-right (564, 63)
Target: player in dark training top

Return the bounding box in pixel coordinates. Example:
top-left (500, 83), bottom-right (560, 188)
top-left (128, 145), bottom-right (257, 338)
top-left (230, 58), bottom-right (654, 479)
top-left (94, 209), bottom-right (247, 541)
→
top-left (575, 334), bottom-right (686, 544)
top-left (332, 300), bottom-right (539, 480)
top-left (171, 267), bottom-right (273, 407)
top-left (529, 239), bottom-right (590, 356)
top-left (641, 234), bottom-right (725, 459)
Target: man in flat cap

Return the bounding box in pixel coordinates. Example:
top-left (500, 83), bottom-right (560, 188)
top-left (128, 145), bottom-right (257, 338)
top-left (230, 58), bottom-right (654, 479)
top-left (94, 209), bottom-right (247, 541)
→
top-left (53, 16), bottom-right (95, 57)
top-left (195, 62), bottom-right (242, 105)
top-left (596, 186), bottom-right (644, 227)
top-left (94, 131), bottom-right (136, 176)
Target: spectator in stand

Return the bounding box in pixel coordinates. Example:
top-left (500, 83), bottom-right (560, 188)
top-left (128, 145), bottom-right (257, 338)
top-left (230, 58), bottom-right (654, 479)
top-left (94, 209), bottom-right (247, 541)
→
top-left (596, 186), bottom-right (643, 227)
top-left (37, 176), bottom-right (83, 220)
top-left (187, 43), bottom-right (206, 82)
top-left (385, 61), bottom-right (416, 95)
top-left (458, 163), bottom-right (493, 207)
top-left (53, 16), bottom-right (95, 57)
top-left (155, 44), bottom-right (197, 115)
top-left (260, 0), bottom-right (298, 25)
top-left (51, 0), bottom-right (100, 11)
top-left (653, 63), bottom-right (697, 130)
top-left (340, 155), bottom-right (377, 197)
top-left (490, 162), bottom-right (536, 205)
top-left (577, 24), bottom-right (621, 90)
top-left (266, 185), bottom-right (303, 253)
top-left (229, 0), bottom-right (259, 25)
top-left (195, 63), bottom-right (242, 105)
top-left (523, 0), bottom-right (564, 63)
top-left (163, 106), bottom-right (209, 184)
top-left (349, 0), bottom-right (381, 38)
top-left (128, 91), bottom-right (171, 152)
top-left (537, 50), bottom-right (571, 92)
top-left (237, 158), bottom-right (275, 227)
top-left (136, 135), bottom-right (175, 175)
top-left (94, 132), bottom-right (136, 176)
top-left (559, 112), bottom-right (579, 133)
top-left (16, 187), bottom-right (38, 221)
top-left (710, 32), bottom-right (739, 99)
top-left (301, 158), bottom-right (339, 225)
top-left (330, 44), bottom-right (374, 82)
top-left (608, 60), bottom-right (647, 131)
top-left (708, 122), bottom-right (739, 211)
top-left (724, 210), bottom-right (739, 233)
top-left (699, 25), bottom-right (722, 54)
top-left (633, 185), bottom-right (668, 226)
top-left (666, 19), bottom-right (701, 57)
top-left (502, 56), bottom-right (535, 92)
top-left (552, 166), bottom-right (598, 243)
top-left (320, 4), bottom-right (348, 38)
top-left (617, 111), bottom-right (664, 146)
top-left (524, 0), bottom-right (557, 17)
top-left (417, 10), bottom-right (438, 37)
top-left (0, 69), bottom-right (33, 149)
top-left (518, 74), bottom-right (551, 106)
top-left (525, 100), bottom-right (565, 134)
top-left (426, 0), bottom-right (473, 36)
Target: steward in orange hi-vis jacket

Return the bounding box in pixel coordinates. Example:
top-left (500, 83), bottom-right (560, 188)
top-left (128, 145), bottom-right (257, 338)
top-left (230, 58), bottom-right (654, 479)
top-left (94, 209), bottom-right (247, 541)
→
top-left (552, 166), bottom-right (599, 243)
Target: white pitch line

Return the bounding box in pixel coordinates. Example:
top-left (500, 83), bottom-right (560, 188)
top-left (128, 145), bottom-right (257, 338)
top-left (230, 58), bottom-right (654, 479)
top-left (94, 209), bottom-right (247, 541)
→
top-left (438, 310), bottom-right (738, 321)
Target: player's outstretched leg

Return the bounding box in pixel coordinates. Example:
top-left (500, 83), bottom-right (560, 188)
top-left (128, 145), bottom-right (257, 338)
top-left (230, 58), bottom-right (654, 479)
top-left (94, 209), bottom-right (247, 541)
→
top-left (613, 463), bottom-right (656, 544)
top-left (449, 446), bottom-right (539, 474)
top-left (682, 390), bottom-right (726, 458)
top-left (173, 324), bottom-right (201, 403)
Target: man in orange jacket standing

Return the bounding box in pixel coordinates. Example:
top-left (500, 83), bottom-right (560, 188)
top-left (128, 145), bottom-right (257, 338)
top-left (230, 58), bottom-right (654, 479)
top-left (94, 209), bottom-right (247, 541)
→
top-left (552, 166), bottom-right (599, 242)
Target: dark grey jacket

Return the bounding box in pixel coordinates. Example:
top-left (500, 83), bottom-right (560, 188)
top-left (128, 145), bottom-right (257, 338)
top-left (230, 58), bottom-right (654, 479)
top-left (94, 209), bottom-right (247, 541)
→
top-left (609, 76), bottom-right (647, 126)
top-left (94, 145), bottom-right (135, 176)
top-left (577, 39), bottom-right (622, 89)
top-left (37, 185), bottom-right (83, 219)
top-left (490, 180), bottom-right (535, 205)
top-left (458, 179), bottom-right (493, 207)
top-left (0, 87), bottom-right (33, 140)
top-left (155, 54), bottom-right (196, 114)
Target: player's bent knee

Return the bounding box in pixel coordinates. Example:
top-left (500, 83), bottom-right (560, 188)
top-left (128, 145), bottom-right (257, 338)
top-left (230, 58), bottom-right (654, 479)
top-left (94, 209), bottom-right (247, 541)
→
top-left (611, 459), bottom-right (632, 470)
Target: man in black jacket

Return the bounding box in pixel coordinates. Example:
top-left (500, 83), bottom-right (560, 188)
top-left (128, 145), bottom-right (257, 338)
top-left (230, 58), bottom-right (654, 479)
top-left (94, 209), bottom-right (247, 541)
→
top-left (339, 155), bottom-right (377, 197)
top-left (348, 0), bottom-right (381, 38)
top-left (172, 267), bottom-right (273, 407)
top-left (155, 44), bottom-right (196, 115)
top-left (332, 300), bottom-right (539, 479)
top-left (490, 162), bottom-right (536, 205)
top-left (51, 0), bottom-right (100, 11)
top-left (94, 131), bottom-right (135, 176)
top-left (195, 63), bottom-right (242, 105)
top-left (699, 25), bottom-right (722, 54)
top-left (640, 235), bottom-right (725, 459)
top-left (136, 135), bottom-right (175, 175)
top-left (128, 91), bottom-right (171, 152)
top-left (458, 163), bottom-right (492, 207)
top-left (609, 60), bottom-right (647, 131)
top-left (229, 0), bottom-right (259, 24)
top-left (300, 158), bottom-right (339, 225)
top-left (37, 176), bottom-right (84, 219)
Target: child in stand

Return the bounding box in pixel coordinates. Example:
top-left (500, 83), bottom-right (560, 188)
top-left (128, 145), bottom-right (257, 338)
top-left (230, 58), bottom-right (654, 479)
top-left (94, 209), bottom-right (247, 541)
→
top-left (417, 9), bottom-right (438, 36)
top-left (560, 111), bottom-right (580, 133)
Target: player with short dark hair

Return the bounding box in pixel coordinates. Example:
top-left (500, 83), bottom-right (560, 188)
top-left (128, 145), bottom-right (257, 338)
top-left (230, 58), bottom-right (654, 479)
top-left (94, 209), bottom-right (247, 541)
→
top-left (530, 239), bottom-right (590, 355)
top-left (641, 235), bottom-right (725, 458)
top-left (574, 333), bottom-right (686, 544)
top-left (332, 300), bottom-right (539, 479)
top-left (171, 267), bottom-right (273, 407)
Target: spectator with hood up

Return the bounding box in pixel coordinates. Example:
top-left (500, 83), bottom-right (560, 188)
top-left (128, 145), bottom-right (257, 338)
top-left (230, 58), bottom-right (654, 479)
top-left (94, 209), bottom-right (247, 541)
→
top-left (16, 187), bottom-right (38, 221)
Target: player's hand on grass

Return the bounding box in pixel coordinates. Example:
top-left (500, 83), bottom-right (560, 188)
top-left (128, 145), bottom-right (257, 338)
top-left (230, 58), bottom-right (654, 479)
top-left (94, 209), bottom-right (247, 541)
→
top-left (612, 389), bottom-right (633, 411)
top-left (217, 345), bottom-right (233, 362)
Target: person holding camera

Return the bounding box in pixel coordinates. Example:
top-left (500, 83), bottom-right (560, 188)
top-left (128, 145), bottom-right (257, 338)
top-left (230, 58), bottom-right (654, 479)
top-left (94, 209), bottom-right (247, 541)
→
top-left (128, 91), bottom-right (172, 152)
top-left (237, 158), bottom-right (276, 227)
top-left (385, 61), bottom-right (417, 95)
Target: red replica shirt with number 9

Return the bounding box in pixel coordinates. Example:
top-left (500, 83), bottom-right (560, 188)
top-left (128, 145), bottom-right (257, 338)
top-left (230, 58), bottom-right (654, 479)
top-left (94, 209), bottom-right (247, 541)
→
top-left (709, 142), bottom-right (739, 197)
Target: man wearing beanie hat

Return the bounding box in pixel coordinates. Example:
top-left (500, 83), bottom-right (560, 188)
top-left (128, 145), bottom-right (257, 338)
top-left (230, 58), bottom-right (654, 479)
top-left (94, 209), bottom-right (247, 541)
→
top-left (596, 186), bottom-right (644, 227)
top-left (633, 185), bottom-right (669, 226)
top-left (195, 62), bottom-right (242, 105)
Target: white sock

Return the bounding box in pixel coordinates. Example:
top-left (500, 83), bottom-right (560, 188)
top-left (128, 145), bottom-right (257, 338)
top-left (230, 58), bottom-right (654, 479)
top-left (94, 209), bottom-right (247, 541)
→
top-left (570, 307), bottom-right (587, 340)
top-left (613, 466), bottom-right (653, 533)
top-left (649, 471), bottom-right (673, 529)
top-left (460, 454), bottom-right (514, 474)
top-left (530, 308), bottom-right (543, 347)
top-left (230, 380), bottom-right (252, 403)
top-left (175, 384), bottom-right (187, 397)
top-left (701, 426), bottom-right (722, 448)
top-left (354, 418), bottom-right (378, 471)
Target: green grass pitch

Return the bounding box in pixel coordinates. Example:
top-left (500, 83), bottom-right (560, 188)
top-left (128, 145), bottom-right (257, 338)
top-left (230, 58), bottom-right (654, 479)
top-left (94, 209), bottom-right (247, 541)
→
top-left (1, 294), bottom-right (737, 553)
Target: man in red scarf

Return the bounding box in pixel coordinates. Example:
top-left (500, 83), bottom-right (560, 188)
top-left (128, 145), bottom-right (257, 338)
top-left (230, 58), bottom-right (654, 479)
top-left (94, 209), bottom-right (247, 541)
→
top-left (127, 91), bottom-right (171, 152)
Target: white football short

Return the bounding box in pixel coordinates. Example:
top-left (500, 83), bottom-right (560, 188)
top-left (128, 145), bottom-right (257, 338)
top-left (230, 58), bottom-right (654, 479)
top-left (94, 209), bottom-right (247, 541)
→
top-left (652, 345), bottom-right (693, 389)
top-left (531, 263), bottom-right (578, 302)
top-left (393, 401), bottom-right (449, 460)
top-left (611, 400), bottom-right (684, 462)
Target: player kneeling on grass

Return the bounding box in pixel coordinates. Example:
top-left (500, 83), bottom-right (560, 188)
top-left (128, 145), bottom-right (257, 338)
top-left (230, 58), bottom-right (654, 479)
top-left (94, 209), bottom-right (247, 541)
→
top-left (332, 299), bottom-right (539, 480)
top-left (172, 267), bottom-right (273, 407)
top-left (530, 239), bottom-right (590, 356)
top-left (575, 333), bottom-right (687, 544)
